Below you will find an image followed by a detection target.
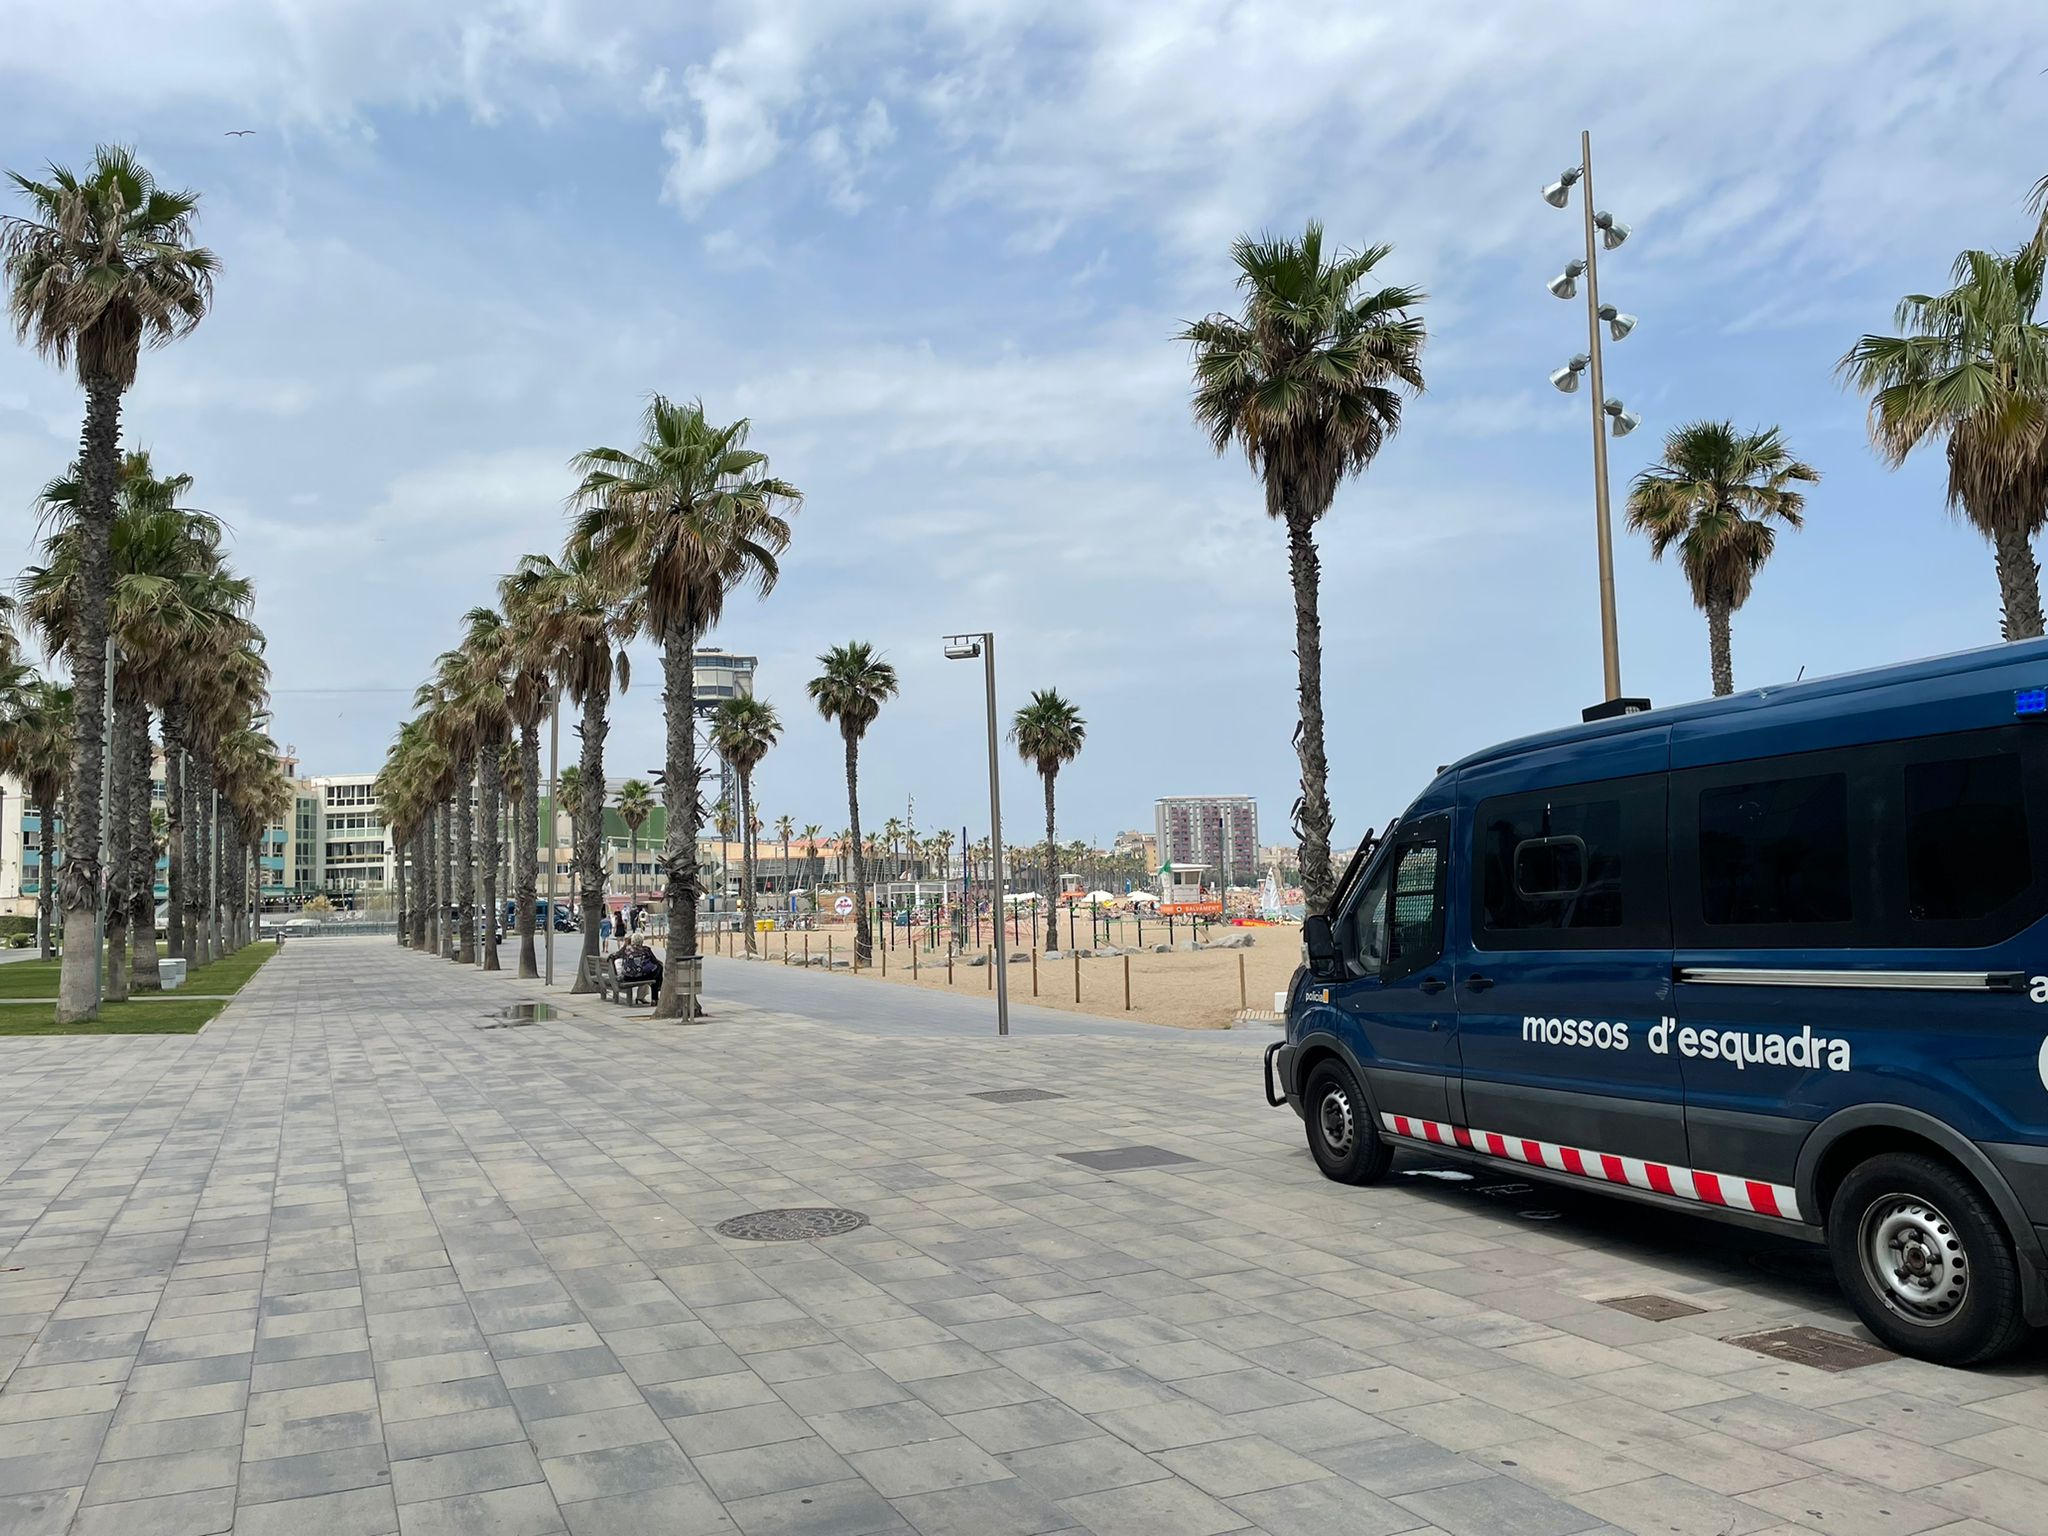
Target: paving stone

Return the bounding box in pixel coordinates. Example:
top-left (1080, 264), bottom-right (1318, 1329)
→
top-left (392, 1440), bottom-right (546, 1504)
top-left (66, 1486), bottom-right (236, 1536)
top-left (0, 943), bottom-right (2031, 1536)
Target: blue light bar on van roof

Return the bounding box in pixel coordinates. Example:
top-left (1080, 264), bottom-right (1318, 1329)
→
top-left (2017, 687), bottom-right (2048, 716)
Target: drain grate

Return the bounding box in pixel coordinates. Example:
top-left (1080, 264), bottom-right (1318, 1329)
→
top-left (716, 1208), bottom-right (869, 1243)
top-left (1059, 1145), bottom-right (1196, 1171)
top-left (1602, 1293), bottom-right (1709, 1321)
top-left (971, 1088), bottom-right (1066, 1103)
top-left (1725, 1325), bottom-right (1894, 1371)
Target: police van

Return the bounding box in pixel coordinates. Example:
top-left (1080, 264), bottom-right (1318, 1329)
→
top-left (1266, 641), bottom-right (2048, 1364)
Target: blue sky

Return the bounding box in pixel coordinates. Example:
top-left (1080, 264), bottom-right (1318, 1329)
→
top-left (3, 1), bottom-right (2046, 852)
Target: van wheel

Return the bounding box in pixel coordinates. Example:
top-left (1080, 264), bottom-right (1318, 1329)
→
top-left (1304, 1060), bottom-right (1391, 1185)
top-left (1826, 1153), bottom-right (2030, 1366)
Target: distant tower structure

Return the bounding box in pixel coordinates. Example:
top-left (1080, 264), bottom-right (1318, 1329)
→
top-left (692, 651), bottom-right (757, 879)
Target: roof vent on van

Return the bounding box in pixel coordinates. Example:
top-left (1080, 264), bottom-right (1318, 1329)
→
top-left (1582, 696), bottom-right (1652, 723)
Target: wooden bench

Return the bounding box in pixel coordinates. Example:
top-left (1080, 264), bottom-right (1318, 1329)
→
top-left (583, 952), bottom-right (655, 1006)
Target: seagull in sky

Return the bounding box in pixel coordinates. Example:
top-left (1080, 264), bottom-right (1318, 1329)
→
top-left (224, 130), bottom-right (254, 138)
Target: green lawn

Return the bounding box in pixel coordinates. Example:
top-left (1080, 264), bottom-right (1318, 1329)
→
top-left (0, 997), bottom-right (225, 1035)
top-left (0, 941), bottom-right (277, 1032)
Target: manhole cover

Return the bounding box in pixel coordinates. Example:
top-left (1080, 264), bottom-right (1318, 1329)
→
top-left (716, 1208), bottom-right (869, 1243)
top-left (1516, 1209), bottom-right (1562, 1221)
top-left (1603, 1293), bottom-right (1709, 1321)
top-left (1059, 1145), bottom-right (1196, 1171)
top-left (1725, 1325), bottom-right (1895, 1372)
top-left (971, 1088), bottom-right (1066, 1103)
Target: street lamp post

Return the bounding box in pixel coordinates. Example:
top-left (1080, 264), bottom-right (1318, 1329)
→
top-left (944, 633), bottom-right (1009, 1037)
top-left (1545, 130), bottom-right (1640, 706)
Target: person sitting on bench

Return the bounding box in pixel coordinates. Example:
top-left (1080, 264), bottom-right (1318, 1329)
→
top-left (617, 937), bottom-right (662, 1004)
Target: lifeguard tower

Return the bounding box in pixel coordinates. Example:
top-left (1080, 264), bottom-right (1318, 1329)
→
top-left (1157, 862), bottom-right (1222, 917)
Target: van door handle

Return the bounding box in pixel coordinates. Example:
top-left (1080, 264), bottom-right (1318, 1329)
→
top-left (1418, 977), bottom-right (1446, 995)
top-left (1464, 975), bottom-right (1494, 992)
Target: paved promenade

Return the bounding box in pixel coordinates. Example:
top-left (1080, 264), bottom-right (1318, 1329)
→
top-left (0, 940), bottom-right (2044, 1536)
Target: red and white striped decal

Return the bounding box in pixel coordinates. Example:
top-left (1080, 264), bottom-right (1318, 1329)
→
top-left (1380, 1112), bottom-right (1802, 1222)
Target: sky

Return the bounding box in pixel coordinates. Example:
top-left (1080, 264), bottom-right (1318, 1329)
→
top-left (2, 1), bottom-right (2046, 855)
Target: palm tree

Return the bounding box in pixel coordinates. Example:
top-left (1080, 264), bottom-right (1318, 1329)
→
top-left (882, 817), bottom-right (904, 881)
top-left (1182, 221), bottom-right (1425, 915)
top-left (808, 643), bottom-right (898, 965)
top-left (774, 813), bottom-right (794, 911)
top-left (709, 696), bottom-right (781, 956)
top-left (1010, 690), bottom-right (1087, 951)
top-left (2, 680), bottom-right (71, 956)
top-left (800, 822), bottom-right (823, 895)
top-left (505, 552), bottom-right (628, 991)
top-left (568, 396), bottom-right (799, 1017)
top-left (4, 145), bottom-right (217, 1022)
top-left (23, 452), bottom-right (246, 991)
top-left (1841, 246), bottom-right (2048, 640)
top-left (452, 607), bottom-right (514, 970)
top-left (497, 564), bottom-right (557, 977)
top-left (616, 778), bottom-right (654, 907)
top-left (1626, 422), bottom-right (1818, 698)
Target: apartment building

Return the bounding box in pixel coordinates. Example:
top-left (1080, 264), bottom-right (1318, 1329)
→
top-left (1154, 795), bottom-right (1258, 884)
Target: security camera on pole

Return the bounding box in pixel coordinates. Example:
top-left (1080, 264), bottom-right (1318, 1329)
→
top-left (1544, 132), bottom-right (1647, 722)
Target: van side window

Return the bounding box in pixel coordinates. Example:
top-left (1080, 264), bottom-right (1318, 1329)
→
top-left (1905, 751), bottom-right (2030, 922)
top-left (1348, 858), bottom-right (1391, 978)
top-left (1698, 773), bottom-right (1850, 926)
top-left (1385, 825), bottom-right (1447, 981)
top-left (1482, 799), bottom-right (1620, 930)
top-left (1472, 776), bottom-right (1666, 950)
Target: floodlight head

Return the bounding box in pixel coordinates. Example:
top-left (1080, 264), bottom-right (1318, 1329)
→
top-left (1546, 259), bottom-right (1585, 300)
top-left (1604, 399), bottom-right (1640, 437)
top-left (942, 635), bottom-right (983, 661)
top-left (1594, 212), bottom-right (1630, 249)
top-left (1596, 304), bottom-right (1637, 341)
top-left (1541, 167), bottom-right (1582, 208)
top-left (1550, 354), bottom-right (1589, 393)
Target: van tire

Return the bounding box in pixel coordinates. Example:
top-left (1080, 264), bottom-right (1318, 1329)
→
top-left (1826, 1152), bottom-right (2030, 1366)
top-left (1304, 1060), bottom-right (1390, 1185)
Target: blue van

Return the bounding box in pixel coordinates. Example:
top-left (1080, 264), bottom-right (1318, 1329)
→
top-left (1267, 641), bottom-right (2048, 1364)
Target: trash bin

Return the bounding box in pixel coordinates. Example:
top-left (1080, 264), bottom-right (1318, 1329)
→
top-left (672, 955), bottom-right (704, 1021)
top-left (160, 958), bottom-right (188, 991)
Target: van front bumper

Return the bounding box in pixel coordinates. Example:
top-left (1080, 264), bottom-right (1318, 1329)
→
top-left (1263, 1042), bottom-right (1300, 1114)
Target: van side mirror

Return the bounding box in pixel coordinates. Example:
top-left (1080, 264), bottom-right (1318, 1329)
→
top-left (1302, 914), bottom-right (1341, 978)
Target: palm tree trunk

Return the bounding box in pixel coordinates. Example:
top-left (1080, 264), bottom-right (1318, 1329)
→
top-left (37, 794), bottom-right (56, 959)
top-left (422, 808), bottom-right (437, 955)
top-left (163, 703), bottom-right (184, 959)
top-left (1994, 523), bottom-right (2046, 641)
top-left (131, 702), bottom-right (161, 990)
top-left (1043, 770), bottom-right (1059, 953)
top-left (740, 769), bottom-right (758, 957)
top-left (104, 682), bottom-right (135, 1003)
top-left (56, 374), bottom-right (123, 1022)
top-left (570, 669), bottom-right (610, 993)
top-left (394, 816), bottom-right (409, 946)
top-left (200, 765), bottom-right (219, 963)
top-left (182, 754), bottom-right (207, 968)
top-left (656, 627), bottom-right (703, 1019)
top-left (516, 721), bottom-right (540, 978)
top-left (844, 733), bottom-right (871, 966)
top-left (455, 754), bottom-right (475, 964)
top-left (438, 795), bottom-right (454, 958)
top-left (416, 822), bottom-right (433, 952)
top-left (1285, 513), bottom-right (1337, 916)
top-left (479, 736), bottom-right (502, 972)
top-left (1707, 595), bottom-right (1736, 698)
